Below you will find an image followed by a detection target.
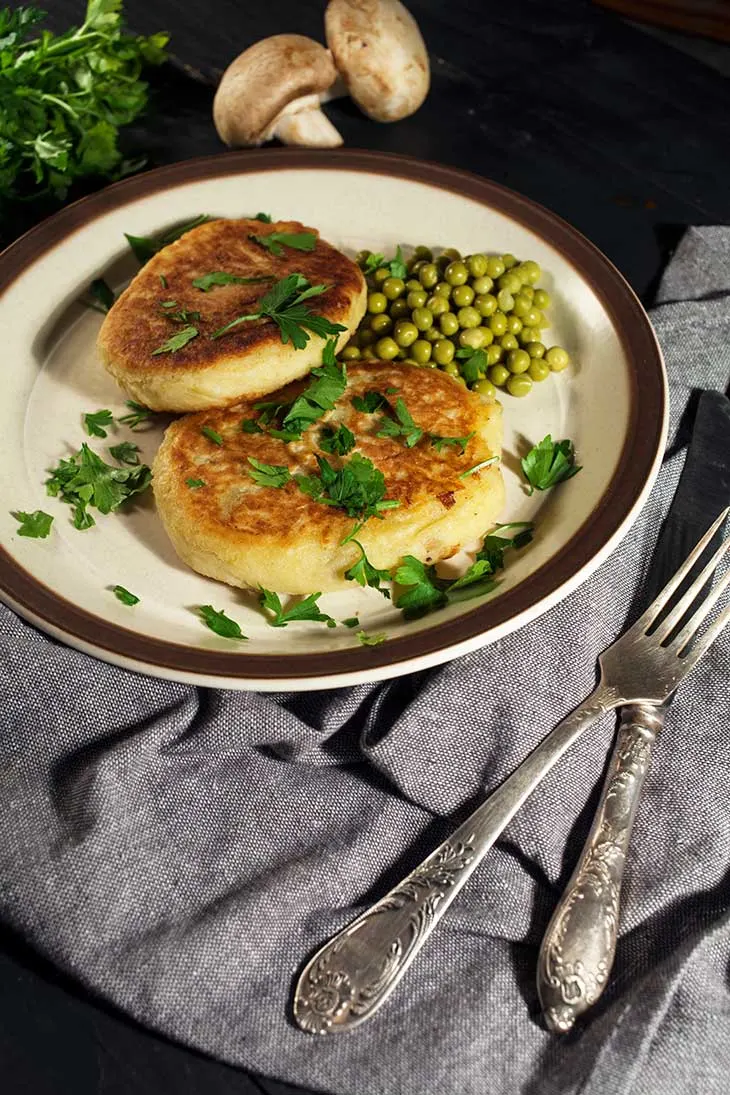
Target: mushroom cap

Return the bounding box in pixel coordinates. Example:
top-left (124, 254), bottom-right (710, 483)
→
top-left (213, 35), bottom-right (338, 147)
top-left (325, 0), bottom-right (430, 123)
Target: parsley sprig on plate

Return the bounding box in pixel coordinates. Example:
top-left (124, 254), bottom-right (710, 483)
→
top-left (259, 589), bottom-right (336, 628)
top-left (521, 436), bottom-right (582, 494)
top-left (46, 443), bottom-right (151, 529)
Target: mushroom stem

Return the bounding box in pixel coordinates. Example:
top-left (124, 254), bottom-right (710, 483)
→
top-left (272, 106), bottom-right (343, 148)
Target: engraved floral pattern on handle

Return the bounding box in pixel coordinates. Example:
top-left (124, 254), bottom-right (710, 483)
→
top-left (538, 703), bottom-right (663, 1033)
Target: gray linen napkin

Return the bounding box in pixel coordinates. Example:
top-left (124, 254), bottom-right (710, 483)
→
top-left (1, 226), bottom-right (729, 1095)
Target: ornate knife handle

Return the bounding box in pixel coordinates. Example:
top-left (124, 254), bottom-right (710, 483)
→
top-left (294, 685), bottom-right (621, 1034)
top-left (537, 702), bottom-right (664, 1033)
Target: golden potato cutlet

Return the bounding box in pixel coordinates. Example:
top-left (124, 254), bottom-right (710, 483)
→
top-left (97, 218), bottom-right (366, 413)
top-left (152, 361), bottom-right (504, 594)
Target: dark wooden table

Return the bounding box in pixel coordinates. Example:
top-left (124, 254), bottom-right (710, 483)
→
top-left (2, 2), bottom-right (730, 1092)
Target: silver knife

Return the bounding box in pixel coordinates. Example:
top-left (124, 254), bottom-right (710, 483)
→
top-left (537, 389), bottom-right (730, 1033)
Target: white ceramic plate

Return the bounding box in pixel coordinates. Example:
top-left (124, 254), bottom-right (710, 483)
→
top-left (0, 150), bottom-right (667, 690)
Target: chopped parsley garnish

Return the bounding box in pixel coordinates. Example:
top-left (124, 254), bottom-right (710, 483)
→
top-left (112, 585), bottom-right (139, 606)
top-left (352, 391), bottom-right (388, 414)
top-left (259, 589), bottom-right (336, 628)
top-left (125, 215), bottom-right (209, 266)
top-left (46, 443), bottom-right (151, 529)
top-left (191, 271), bottom-right (273, 292)
top-left (201, 426), bottom-right (223, 446)
top-left (296, 453), bottom-right (399, 534)
top-left (186, 478), bottom-right (205, 489)
top-left (344, 540), bottom-right (391, 598)
top-left (210, 273), bottom-right (345, 350)
top-left (363, 246), bottom-right (407, 280)
top-left (342, 617), bottom-right (360, 628)
top-left (159, 274), bottom-right (168, 288)
top-left (152, 325), bottom-right (199, 355)
top-left (254, 212), bottom-right (272, 223)
top-left (430, 432), bottom-right (474, 454)
top-left (241, 418), bottom-right (263, 434)
top-left (319, 424), bottom-right (356, 456)
top-left (250, 231), bottom-right (317, 257)
top-left (376, 398), bottom-right (423, 448)
top-left (357, 631), bottom-right (387, 646)
top-left (118, 401), bottom-right (155, 429)
top-left (86, 278), bottom-right (115, 314)
top-left (455, 347), bottom-right (488, 385)
top-left (12, 509), bottom-right (53, 538)
top-left (273, 340), bottom-right (346, 437)
top-left (198, 605), bottom-right (247, 641)
top-left (109, 441), bottom-right (140, 465)
top-left (83, 409), bottom-right (114, 438)
top-left (521, 436), bottom-right (582, 494)
top-left (247, 458), bottom-right (291, 488)
top-left (459, 457), bottom-right (500, 479)
top-left (393, 556), bottom-right (449, 619)
top-left (158, 302), bottom-right (200, 324)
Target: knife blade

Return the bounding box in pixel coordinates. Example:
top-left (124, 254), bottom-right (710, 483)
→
top-left (536, 388), bottom-right (730, 1033)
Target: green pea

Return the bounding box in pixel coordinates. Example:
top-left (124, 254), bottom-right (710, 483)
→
top-left (489, 364), bottom-right (510, 387)
top-left (533, 288), bottom-right (551, 309)
top-left (507, 315), bottom-right (523, 335)
top-left (409, 259), bottom-right (425, 276)
top-left (412, 307), bottom-right (434, 331)
top-left (471, 275), bottom-right (494, 295)
top-left (439, 312), bottom-right (459, 337)
top-left (370, 313), bottom-right (392, 334)
top-left (443, 361), bottom-right (460, 378)
top-left (507, 349), bottom-right (531, 374)
top-left (519, 327), bottom-right (541, 345)
top-left (506, 373), bottom-right (533, 397)
top-left (389, 298), bottom-right (410, 319)
top-left (478, 326), bottom-right (494, 346)
top-left (474, 378), bottom-right (497, 399)
top-left (445, 261), bottom-right (469, 286)
top-left (340, 344), bottom-right (361, 361)
top-left (522, 285), bottom-right (535, 300)
top-left (500, 334), bottom-right (519, 351)
top-left (496, 288), bottom-right (514, 312)
top-left (418, 263), bottom-right (439, 289)
top-left (358, 328), bottom-right (375, 347)
top-left (426, 295), bottom-right (449, 317)
top-left (527, 341), bottom-right (546, 358)
top-left (406, 278), bottom-right (423, 292)
top-left (489, 311), bottom-right (507, 336)
top-left (396, 348), bottom-right (407, 360)
top-left (498, 272), bottom-right (522, 295)
top-left (520, 260), bottom-right (541, 284)
top-left (501, 253), bottom-right (518, 270)
top-left (524, 308), bottom-right (543, 328)
top-left (356, 250), bottom-right (371, 268)
top-left (467, 253), bottom-right (488, 278)
top-left (486, 256), bottom-right (505, 279)
top-left (432, 339), bottom-right (455, 365)
top-left (368, 292), bottom-right (388, 314)
top-left (413, 245), bottom-right (433, 262)
top-left (406, 289), bottom-right (427, 310)
top-left (402, 358), bottom-right (418, 366)
top-left (457, 306), bottom-right (481, 329)
top-left (486, 345), bottom-right (503, 365)
top-left (546, 345), bottom-right (570, 371)
top-left (375, 337), bottom-right (399, 361)
top-left (382, 276), bottom-right (405, 300)
top-left (439, 247), bottom-right (461, 265)
top-left (475, 293), bottom-right (497, 317)
top-left (434, 281), bottom-right (452, 298)
top-left (528, 359), bottom-right (550, 382)
top-left (412, 339), bottom-right (432, 364)
top-left (459, 327), bottom-right (487, 350)
top-left (393, 320), bottom-right (419, 347)
top-left (361, 346), bottom-right (377, 360)
top-left (512, 294), bottom-right (532, 318)
top-left (372, 267), bottom-right (390, 285)
top-left (452, 284), bottom-right (475, 307)
top-left (424, 326), bottom-right (441, 342)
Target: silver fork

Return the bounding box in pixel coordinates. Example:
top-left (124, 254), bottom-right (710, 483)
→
top-left (293, 509), bottom-right (730, 1034)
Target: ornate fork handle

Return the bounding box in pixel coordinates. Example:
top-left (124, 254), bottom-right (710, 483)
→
top-left (537, 702), bottom-right (664, 1032)
top-left (294, 683), bottom-right (621, 1034)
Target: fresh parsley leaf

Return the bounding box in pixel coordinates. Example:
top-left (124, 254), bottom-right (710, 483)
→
top-left (118, 401), bottom-right (155, 430)
top-left (125, 215), bottom-right (209, 266)
top-left (186, 478), bottom-right (205, 489)
top-left (86, 278), bottom-right (115, 314)
top-left (250, 231), bottom-right (317, 257)
top-left (362, 248), bottom-right (406, 279)
top-left (459, 457), bottom-right (500, 478)
top-left (259, 589), bottom-right (335, 628)
top-left (247, 458), bottom-right (291, 488)
top-left (352, 391), bottom-right (388, 414)
top-left (521, 436), bottom-right (582, 495)
top-left (296, 454), bottom-right (398, 531)
top-left (201, 426), bottom-right (223, 446)
top-left (83, 409), bottom-right (114, 438)
top-left (342, 617), bottom-right (360, 628)
top-left (278, 341), bottom-right (346, 437)
top-left (429, 432), bottom-right (474, 454)
top-left (109, 441), bottom-right (140, 465)
top-left (199, 605), bottom-right (247, 641)
top-left (46, 443), bottom-right (151, 524)
top-left (159, 302), bottom-right (200, 324)
top-left (210, 274), bottom-right (345, 350)
top-left (363, 252), bottom-right (385, 275)
top-left (393, 556), bottom-right (448, 619)
top-left (159, 274), bottom-right (168, 288)
top-left (388, 246), bottom-right (407, 280)
top-left (319, 424), bottom-right (356, 456)
top-left (254, 212), bottom-right (272, 223)
top-left (357, 631), bottom-right (387, 646)
top-left (12, 509), bottom-right (53, 538)
top-left (191, 271), bottom-right (273, 292)
top-left (241, 418), bottom-right (263, 434)
top-left (454, 347), bottom-right (488, 385)
top-left (73, 505), bottom-right (95, 530)
top-left (112, 585), bottom-right (139, 606)
top-left (344, 540), bottom-right (391, 598)
top-left (375, 398), bottom-right (423, 448)
top-left (151, 325), bottom-right (199, 355)
top-left (479, 524), bottom-right (534, 570)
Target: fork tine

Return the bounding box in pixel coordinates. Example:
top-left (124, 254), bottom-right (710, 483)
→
top-left (671, 562), bottom-right (730, 655)
top-left (675, 598), bottom-right (730, 675)
top-left (651, 532), bottom-right (730, 644)
top-left (634, 507), bottom-right (729, 634)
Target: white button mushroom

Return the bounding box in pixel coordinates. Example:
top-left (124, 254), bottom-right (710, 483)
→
top-left (213, 34), bottom-right (344, 149)
top-left (325, 0), bottom-right (430, 122)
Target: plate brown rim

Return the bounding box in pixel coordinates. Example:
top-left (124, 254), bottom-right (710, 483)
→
top-left (0, 148), bottom-right (665, 682)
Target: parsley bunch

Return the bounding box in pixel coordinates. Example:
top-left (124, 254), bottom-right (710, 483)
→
top-left (0, 2), bottom-right (168, 204)
top-left (297, 453), bottom-right (399, 537)
top-left (46, 442), bottom-right (151, 529)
